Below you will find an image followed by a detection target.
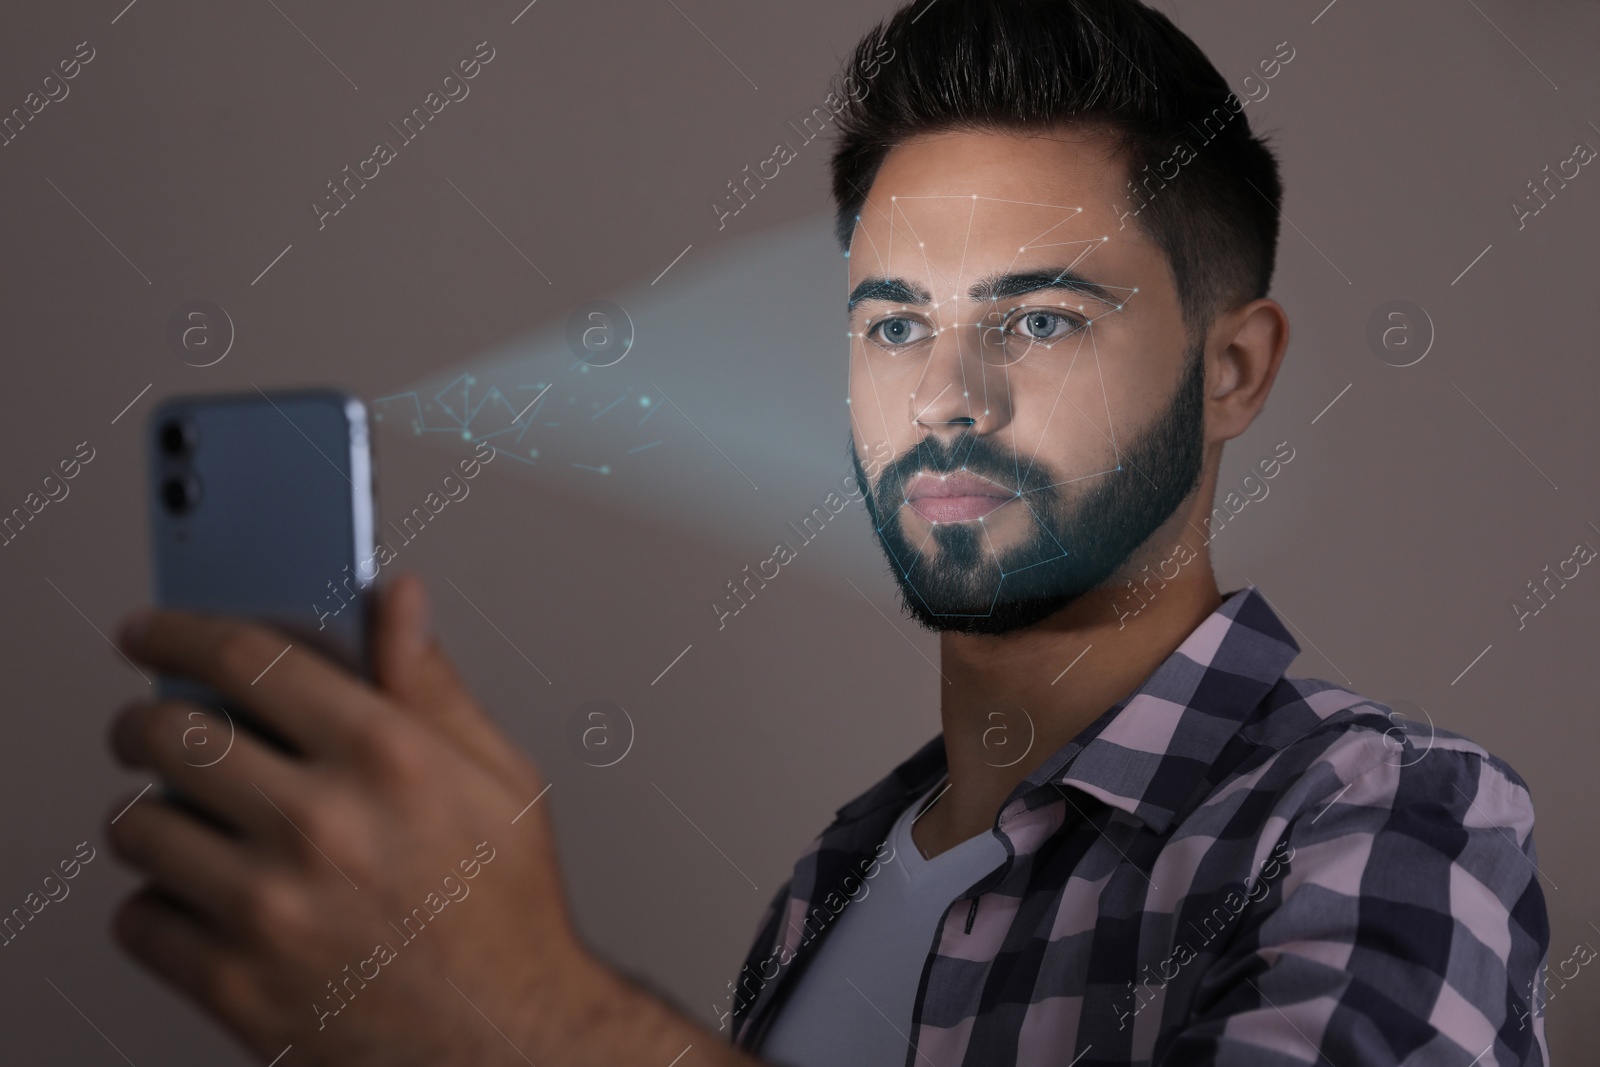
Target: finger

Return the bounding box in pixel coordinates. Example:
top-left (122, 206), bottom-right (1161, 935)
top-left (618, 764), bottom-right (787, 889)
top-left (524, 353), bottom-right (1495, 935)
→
top-left (372, 573), bottom-right (533, 788)
top-left (117, 609), bottom-right (385, 760)
top-left (107, 795), bottom-right (257, 927)
top-left (109, 701), bottom-right (308, 840)
top-left (112, 885), bottom-right (258, 1030)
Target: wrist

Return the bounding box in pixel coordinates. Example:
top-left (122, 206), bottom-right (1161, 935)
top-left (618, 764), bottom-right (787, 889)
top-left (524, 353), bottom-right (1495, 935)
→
top-left (520, 948), bottom-right (755, 1067)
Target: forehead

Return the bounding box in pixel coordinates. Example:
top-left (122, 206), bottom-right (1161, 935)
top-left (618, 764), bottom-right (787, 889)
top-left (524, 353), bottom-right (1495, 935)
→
top-left (846, 125), bottom-right (1161, 292)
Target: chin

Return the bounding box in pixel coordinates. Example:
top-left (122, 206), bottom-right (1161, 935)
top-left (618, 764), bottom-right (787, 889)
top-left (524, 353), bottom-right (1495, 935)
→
top-left (901, 590), bottom-right (1081, 636)
top-left (892, 556), bottom-right (1091, 636)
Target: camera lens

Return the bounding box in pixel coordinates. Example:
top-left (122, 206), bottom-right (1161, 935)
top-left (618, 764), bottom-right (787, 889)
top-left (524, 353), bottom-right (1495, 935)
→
top-left (161, 474), bottom-right (202, 515)
top-left (159, 417), bottom-right (198, 456)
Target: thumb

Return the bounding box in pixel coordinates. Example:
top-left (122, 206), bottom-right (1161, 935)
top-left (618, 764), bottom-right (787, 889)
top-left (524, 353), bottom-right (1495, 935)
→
top-left (372, 572), bottom-right (533, 788)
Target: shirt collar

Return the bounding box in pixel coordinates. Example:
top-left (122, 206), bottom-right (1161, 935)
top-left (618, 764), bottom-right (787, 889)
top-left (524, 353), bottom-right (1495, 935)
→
top-left (831, 585), bottom-right (1302, 837)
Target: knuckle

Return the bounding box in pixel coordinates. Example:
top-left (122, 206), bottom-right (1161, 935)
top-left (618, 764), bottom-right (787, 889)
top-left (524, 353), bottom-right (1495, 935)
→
top-left (108, 700), bottom-right (148, 761)
top-left (200, 956), bottom-right (262, 1018)
top-left (356, 719), bottom-right (430, 790)
top-left (214, 625), bottom-right (269, 681)
top-left (290, 794), bottom-right (377, 882)
top-left (235, 876), bottom-right (308, 948)
top-left (136, 702), bottom-right (189, 762)
top-left (106, 795), bottom-right (165, 866)
top-left (110, 892), bottom-right (150, 950)
top-left (288, 795), bottom-right (347, 852)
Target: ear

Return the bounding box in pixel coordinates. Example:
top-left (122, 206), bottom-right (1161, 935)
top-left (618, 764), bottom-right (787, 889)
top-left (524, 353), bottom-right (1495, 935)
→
top-left (1207, 297), bottom-right (1289, 443)
top-left (371, 572), bottom-right (533, 789)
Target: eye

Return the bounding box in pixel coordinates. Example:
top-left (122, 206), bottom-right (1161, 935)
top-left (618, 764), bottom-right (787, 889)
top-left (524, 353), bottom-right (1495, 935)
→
top-left (1006, 309), bottom-right (1084, 344)
top-left (866, 315), bottom-right (932, 348)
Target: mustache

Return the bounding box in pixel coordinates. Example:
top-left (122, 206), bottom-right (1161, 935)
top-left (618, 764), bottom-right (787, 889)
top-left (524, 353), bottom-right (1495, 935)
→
top-left (874, 433), bottom-right (1058, 501)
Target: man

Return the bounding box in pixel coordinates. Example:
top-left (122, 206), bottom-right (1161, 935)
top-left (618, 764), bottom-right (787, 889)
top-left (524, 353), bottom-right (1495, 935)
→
top-left (106, 1), bottom-right (1548, 1065)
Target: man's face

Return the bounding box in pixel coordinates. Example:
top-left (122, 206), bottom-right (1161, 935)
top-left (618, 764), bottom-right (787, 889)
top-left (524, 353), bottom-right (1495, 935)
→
top-left (846, 125), bottom-right (1208, 635)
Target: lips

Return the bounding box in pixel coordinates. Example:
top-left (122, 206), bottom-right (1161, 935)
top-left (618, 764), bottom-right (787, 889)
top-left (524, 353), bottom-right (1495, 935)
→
top-left (904, 471), bottom-right (1015, 523)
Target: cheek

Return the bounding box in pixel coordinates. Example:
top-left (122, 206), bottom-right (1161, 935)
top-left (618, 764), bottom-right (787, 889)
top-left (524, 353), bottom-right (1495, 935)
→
top-left (1083, 358), bottom-right (1160, 437)
top-left (847, 359), bottom-right (907, 442)
top-left (1005, 378), bottom-right (1119, 466)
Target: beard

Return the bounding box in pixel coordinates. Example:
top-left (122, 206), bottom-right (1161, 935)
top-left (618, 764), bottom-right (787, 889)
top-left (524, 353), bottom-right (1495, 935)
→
top-left (851, 338), bottom-right (1208, 635)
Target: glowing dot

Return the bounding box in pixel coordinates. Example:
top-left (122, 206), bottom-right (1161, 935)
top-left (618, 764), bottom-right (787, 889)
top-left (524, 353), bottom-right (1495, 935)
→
top-left (461, 430), bottom-right (471, 440)
top-left (466, 375), bottom-right (476, 385)
top-left (844, 251), bottom-right (851, 258)
top-left (600, 466), bottom-right (611, 475)
top-left (529, 448), bottom-right (539, 458)
top-left (639, 395), bottom-right (651, 406)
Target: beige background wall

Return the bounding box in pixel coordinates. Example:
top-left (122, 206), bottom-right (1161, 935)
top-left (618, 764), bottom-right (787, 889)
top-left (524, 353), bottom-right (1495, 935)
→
top-left (0, 0), bottom-right (1595, 1061)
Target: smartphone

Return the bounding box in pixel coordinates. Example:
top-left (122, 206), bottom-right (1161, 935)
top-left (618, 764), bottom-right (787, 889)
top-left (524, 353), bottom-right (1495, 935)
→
top-left (147, 389), bottom-right (376, 749)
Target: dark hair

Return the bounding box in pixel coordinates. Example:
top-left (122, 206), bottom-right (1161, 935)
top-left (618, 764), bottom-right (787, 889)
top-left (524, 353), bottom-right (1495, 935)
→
top-left (828, 0), bottom-right (1283, 337)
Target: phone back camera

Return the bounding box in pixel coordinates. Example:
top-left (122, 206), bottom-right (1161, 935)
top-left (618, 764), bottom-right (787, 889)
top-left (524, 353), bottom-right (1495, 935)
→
top-left (159, 417), bottom-right (199, 456)
top-left (161, 474), bottom-right (202, 515)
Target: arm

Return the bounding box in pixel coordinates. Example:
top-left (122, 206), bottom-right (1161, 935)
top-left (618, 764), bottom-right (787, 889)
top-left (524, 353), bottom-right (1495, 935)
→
top-left (1159, 739), bottom-right (1549, 1067)
top-left (106, 573), bottom-right (767, 1067)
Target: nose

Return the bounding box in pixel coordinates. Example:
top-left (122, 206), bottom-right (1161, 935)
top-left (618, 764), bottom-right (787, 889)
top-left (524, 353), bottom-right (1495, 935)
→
top-left (908, 323), bottom-right (1009, 439)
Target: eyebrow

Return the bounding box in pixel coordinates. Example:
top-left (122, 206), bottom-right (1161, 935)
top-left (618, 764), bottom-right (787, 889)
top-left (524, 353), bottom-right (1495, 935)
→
top-left (968, 268), bottom-right (1123, 309)
top-left (847, 267), bottom-right (1122, 312)
top-left (847, 276), bottom-right (932, 311)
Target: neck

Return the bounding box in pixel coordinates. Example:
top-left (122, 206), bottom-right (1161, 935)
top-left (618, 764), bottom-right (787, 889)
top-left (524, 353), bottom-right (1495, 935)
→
top-left (912, 544), bottom-right (1223, 860)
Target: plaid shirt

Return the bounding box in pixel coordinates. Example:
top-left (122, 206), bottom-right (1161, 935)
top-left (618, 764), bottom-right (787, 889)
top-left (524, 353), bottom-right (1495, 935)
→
top-left (727, 586), bottom-right (1550, 1066)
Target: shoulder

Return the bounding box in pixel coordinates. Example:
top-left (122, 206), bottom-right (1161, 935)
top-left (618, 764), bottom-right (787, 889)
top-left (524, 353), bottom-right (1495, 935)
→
top-left (1230, 674), bottom-right (1535, 829)
top-left (1175, 678), bottom-right (1550, 1067)
top-left (1181, 675), bottom-right (1541, 891)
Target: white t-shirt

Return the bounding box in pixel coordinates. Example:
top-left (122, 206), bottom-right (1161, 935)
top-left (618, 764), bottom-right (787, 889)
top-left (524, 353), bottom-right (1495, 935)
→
top-left (758, 779), bottom-right (1009, 1067)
